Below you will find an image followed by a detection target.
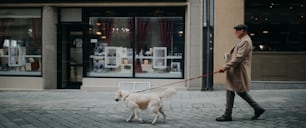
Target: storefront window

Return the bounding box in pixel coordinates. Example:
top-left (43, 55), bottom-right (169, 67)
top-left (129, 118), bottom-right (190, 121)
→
top-left (87, 17), bottom-right (133, 77)
top-left (134, 17), bottom-right (184, 78)
top-left (0, 9), bottom-right (42, 76)
top-left (86, 17), bottom-right (184, 78)
top-left (245, 0), bottom-right (306, 51)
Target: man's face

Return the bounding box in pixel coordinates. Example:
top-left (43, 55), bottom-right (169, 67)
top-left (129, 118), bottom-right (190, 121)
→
top-left (235, 29), bottom-right (245, 38)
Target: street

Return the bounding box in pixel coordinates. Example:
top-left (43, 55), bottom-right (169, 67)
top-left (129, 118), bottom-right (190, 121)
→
top-left (0, 89), bottom-right (306, 128)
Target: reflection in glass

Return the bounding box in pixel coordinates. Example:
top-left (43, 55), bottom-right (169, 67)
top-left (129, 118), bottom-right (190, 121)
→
top-left (0, 9), bottom-right (42, 75)
top-left (87, 17), bottom-right (184, 78)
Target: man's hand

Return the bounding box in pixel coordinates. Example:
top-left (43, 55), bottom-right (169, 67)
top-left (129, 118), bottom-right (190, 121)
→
top-left (218, 68), bottom-right (225, 73)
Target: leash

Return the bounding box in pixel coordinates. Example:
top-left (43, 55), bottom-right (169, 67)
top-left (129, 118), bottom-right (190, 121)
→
top-left (135, 71), bottom-right (221, 93)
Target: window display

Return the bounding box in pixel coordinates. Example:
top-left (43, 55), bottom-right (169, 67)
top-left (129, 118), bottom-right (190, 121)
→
top-left (0, 9), bottom-right (42, 76)
top-left (134, 17), bottom-right (184, 78)
top-left (86, 16), bottom-right (184, 78)
top-left (87, 17), bottom-right (133, 77)
top-left (152, 47), bottom-right (167, 69)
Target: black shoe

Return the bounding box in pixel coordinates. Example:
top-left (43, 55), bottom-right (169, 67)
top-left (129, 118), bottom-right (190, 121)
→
top-left (216, 115), bottom-right (232, 121)
top-left (251, 108), bottom-right (265, 120)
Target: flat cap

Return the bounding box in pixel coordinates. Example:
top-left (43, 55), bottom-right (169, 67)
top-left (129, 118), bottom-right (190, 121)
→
top-left (234, 24), bottom-right (248, 30)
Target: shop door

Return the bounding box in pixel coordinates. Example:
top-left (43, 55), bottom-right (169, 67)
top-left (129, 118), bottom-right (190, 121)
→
top-left (58, 24), bottom-right (87, 89)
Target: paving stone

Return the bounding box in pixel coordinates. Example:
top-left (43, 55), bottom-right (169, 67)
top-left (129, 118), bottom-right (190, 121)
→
top-left (1, 89), bottom-right (306, 128)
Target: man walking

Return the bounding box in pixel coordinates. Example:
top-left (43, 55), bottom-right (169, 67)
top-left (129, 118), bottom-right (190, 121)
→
top-left (216, 24), bottom-right (265, 121)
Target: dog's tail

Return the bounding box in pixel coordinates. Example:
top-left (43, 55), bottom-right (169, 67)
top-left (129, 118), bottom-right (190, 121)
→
top-left (159, 88), bottom-right (176, 98)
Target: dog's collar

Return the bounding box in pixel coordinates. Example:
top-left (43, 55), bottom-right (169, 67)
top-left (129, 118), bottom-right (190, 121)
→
top-left (122, 94), bottom-right (129, 101)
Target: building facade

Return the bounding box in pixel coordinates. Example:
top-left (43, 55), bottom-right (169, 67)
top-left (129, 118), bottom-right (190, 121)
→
top-left (0, 0), bottom-right (305, 90)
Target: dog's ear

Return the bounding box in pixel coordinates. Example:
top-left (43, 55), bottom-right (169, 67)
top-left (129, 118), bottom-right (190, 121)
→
top-left (116, 89), bottom-right (122, 97)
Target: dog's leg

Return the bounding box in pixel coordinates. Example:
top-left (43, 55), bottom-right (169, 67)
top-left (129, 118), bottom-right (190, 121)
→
top-left (159, 107), bottom-right (166, 122)
top-left (134, 109), bottom-right (144, 123)
top-left (126, 109), bottom-right (135, 122)
top-left (151, 107), bottom-right (161, 125)
top-left (152, 112), bottom-right (160, 125)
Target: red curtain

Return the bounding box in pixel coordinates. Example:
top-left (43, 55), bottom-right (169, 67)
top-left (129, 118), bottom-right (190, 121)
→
top-left (31, 18), bottom-right (42, 50)
top-left (128, 19), bottom-right (134, 45)
top-left (159, 19), bottom-right (173, 50)
top-left (136, 19), bottom-right (149, 53)
top-left (100, 19), bottom-right (114, 44)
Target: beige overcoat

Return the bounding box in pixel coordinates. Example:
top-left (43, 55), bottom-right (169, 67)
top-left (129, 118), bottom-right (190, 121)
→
top-left (223, 35), bottom-right (252, 92)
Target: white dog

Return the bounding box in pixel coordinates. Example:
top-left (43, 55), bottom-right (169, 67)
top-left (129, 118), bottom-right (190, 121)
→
top-left (114, 88), bottom-right (176, 125)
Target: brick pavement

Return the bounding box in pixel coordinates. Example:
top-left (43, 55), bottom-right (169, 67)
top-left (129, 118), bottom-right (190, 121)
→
top-left (0, 89), bottom-right (306, 128)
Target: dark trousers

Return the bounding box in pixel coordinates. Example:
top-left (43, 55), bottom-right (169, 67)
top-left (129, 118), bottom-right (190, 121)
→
top-left (223, 90), bottom-right (263, 117)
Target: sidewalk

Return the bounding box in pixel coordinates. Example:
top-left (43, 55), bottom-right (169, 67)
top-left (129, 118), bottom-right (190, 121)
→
top-left (0, 89), bottom-right (306, 128)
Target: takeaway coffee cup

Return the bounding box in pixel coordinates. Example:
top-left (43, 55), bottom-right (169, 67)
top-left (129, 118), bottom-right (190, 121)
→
top-left (224, 53), bottom-right (229, 62)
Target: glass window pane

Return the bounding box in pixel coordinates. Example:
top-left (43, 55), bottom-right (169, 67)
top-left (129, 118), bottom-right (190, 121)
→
top-left (0, 9), bottom-right (42, 76)
top-left (87, 17), bottom-right (133, 77)
top-left (135, 17), bottom-right (184, 78)
top-left (245, 0), bottom-right (306, 51)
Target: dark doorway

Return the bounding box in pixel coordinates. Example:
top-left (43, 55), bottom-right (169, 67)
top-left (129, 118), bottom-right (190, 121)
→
top-left (57, 24), bottom-right (88, 89)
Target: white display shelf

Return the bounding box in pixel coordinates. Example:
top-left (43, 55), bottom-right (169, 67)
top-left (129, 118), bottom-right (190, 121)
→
top-left (23, 55), bottom-right (42, 58)
top-left (87, 71), bottom-right (182, 78)
top-left (0, 71), bottom-right (41, 75)
top-left (0, 55), bottom-right (41, 58)
top-left (135, 72), bottom-right (182, 78)
top-left (90, 55), bottom-right (182, 59)
top-left (153, 47), bottom-right (167, 69)
top-left (104, 47), bottom-right (120, 68)
top-left (136, 56), bottom-right (182, 59)
top-left (87, 71), bottom-right (132, 77)
top-left (0, 55), bottom-right (8, 57)
top-left (89, 55), bottom-right (105, 59)
top-left (89, 47), bottom-right (182, 72)
top-left (90, 55), bottom-right (132, 59)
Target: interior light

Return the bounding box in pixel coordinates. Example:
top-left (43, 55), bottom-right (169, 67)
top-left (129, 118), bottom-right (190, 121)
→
top-left (259, 45), bottom-right (264, 50)
top-left (262, 30), bottom-right (269, 34)
top-left (96, 22), bottom-right (101, 26)
top-left (250, 33), bottom-right (255, 36)
top-left (265, 18), bottom-right (268, 21)
top-left (28, 28), bottom-right (33, 33)
top-left (101, 36), bottom-right (107, 39)
top-left (289, 6), bottom-right (293, 10)
top-left (301, 16), bottom-right (304, 19)
top-left (269, 5), bottom-right (273, 9)
top-left (96, 31), bottom-right (102, 35)
top-left (301, 4), bottom-right (304, 7)
top-left (178, 31), bottom-right (184, 37)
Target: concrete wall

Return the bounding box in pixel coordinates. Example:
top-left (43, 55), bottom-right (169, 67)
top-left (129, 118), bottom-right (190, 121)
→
top-left (0, 77), bottom-right (43, 90)
top-left (186, 0), bottom-right (203, 90)
top-left (42, 6), bottom-right (57, 89)
top-left (252, 52), bottom-right (306, 81)
top-left (214, 0), bottom-right (244, 85)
